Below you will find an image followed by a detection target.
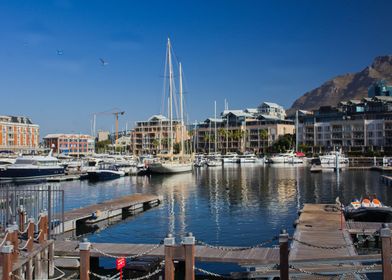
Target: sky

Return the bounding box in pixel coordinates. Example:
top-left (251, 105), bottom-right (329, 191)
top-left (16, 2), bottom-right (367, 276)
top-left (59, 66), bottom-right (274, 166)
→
top-left (1, 0), bottom-right (392, 137)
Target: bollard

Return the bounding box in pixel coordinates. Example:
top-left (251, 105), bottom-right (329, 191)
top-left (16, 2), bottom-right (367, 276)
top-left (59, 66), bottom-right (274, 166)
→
top-left (1, 243), bottom-right (14, 280)
top-left (380, 224), bottom-right (391, 280)
top-left (164, 234), bottom-right (175, 280)
top-left (279, 229), bottom-right (289, 280)
top-left (183, 232), bottom-right (195, 280)
top-left (79, 239), bottom-right (91, 280)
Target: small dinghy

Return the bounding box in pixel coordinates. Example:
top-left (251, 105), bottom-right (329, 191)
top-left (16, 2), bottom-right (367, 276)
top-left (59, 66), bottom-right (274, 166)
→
top-left (344, 196), bottom-right (392, 223)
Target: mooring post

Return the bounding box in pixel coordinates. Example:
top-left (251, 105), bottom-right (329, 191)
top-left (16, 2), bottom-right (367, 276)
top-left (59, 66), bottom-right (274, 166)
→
top-left (279, 229), bottom-right (289, 280)
top-left (183, 232), bottom-right (195, 280)
top-left (164, 234), bottom-right (175, 280)
top-left (38, 212), bottom-right (47, 244)
top-left (1, 243), bottom-right (13, 280)
top-left (79, 239), bottom-right (91, 280)
top-left (380, 224), bottom-right (391, 280)
top-left (48, 241), bottom-right (55, 277)
top-left (6, 226), bottom-right (18, 263)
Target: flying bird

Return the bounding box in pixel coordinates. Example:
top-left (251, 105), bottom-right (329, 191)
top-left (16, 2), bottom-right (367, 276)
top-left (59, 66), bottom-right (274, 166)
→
top-left (99, 58), bottom-right (109, 66)
top-left (57, 50), bottom-right (64, 55)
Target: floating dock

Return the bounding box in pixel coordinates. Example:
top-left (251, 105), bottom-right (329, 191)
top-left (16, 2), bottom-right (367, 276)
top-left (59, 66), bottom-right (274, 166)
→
top-left (61, 193), bottom-right (161, 232)
top-left (47, 175), bottom-right (81, 182)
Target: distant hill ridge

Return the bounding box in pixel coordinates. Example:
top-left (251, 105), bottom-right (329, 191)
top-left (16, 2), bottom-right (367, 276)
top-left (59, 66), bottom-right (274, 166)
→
top-left (290, 55), bottom-right (392, 112)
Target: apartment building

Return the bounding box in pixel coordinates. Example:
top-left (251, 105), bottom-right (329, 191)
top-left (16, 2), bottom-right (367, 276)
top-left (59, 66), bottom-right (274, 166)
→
top-left (0, 115), bottom-right (39, 153)
top-left (130, 115), bottom-right (189, 155)
top-left (43, 134), bottom-right (95, 156)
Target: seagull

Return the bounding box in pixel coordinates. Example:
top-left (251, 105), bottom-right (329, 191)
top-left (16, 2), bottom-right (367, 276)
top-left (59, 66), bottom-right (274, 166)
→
top-left (99, 58), bottom-right (109, 66)
top-left (57, 50), bottom-right (64, 55)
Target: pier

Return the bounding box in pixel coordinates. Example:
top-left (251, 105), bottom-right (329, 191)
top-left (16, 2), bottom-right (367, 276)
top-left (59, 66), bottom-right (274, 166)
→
top-left (61, 193), bottom-right (161, 232)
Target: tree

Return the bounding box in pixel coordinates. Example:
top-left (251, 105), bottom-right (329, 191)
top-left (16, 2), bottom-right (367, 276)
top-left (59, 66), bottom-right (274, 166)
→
top-left (259, 129), bottom-right (268, 154)
top-left (272, 134), bottom-right (294, 153)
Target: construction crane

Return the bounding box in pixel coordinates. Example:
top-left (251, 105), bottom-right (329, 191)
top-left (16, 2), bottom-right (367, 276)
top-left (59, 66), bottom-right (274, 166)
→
top-left (92, 109), bottom-right (125, 144)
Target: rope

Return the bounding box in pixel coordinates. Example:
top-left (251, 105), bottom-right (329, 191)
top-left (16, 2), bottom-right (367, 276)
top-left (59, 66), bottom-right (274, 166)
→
top-left (17, 222), bottom-right (32, 235)
top-left (33, 230), bottom-right (43, 241)
top-left (194, 266), bottom-right (224, 278)
top-left (91, 243), bottom-right (162, 260)
top-left (18, 237), bottom-right (32, 250)
top-left (48, 266), bottom-right (66, 280)
top-left (195, 236), bottom-right (278, 251)
top-left (0, 232), bottom-right (9, 247)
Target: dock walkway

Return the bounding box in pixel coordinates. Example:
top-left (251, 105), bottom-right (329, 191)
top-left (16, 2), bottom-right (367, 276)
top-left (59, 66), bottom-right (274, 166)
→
top-left (62, 193), bottom-right (161, 232)
top-left (290, 204), bottom-right (357, 261)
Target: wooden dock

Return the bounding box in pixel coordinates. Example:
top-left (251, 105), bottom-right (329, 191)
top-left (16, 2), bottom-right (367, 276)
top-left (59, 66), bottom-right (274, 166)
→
top-left (61, 193), bottom-right (161, 232)
top-left (54, 241), bottom-right (279, 265)
top-left (47, 174), bottom-right (81, 182)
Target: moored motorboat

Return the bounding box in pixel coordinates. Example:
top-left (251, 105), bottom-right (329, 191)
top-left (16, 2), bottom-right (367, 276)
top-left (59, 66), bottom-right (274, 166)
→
top-left (87, 163), bottom-right (125, 181)
top-left (344, 197), bottom-right (392, 223)
top-left (0, 151), bottom-right (64, 182)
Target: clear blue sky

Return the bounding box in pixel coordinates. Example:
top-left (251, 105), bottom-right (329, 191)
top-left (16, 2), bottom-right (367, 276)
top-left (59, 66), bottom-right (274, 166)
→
top-left (1, 0), bottom-right (392, 137)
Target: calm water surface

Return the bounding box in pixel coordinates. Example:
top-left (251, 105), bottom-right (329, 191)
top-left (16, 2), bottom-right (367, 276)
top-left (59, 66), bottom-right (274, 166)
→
top-left (56, 165), bottom-right (392, 274)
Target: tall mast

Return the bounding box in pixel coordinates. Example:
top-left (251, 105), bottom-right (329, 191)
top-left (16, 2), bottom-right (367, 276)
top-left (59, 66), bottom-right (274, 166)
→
top-left (179, 62), bottom-right (184, 156)
top-left (214, 100), bottom-right (217, 154)
top-left (167, 38), bottom-right (174, 157)
top-left (295, 110), bottom-right (299, 151)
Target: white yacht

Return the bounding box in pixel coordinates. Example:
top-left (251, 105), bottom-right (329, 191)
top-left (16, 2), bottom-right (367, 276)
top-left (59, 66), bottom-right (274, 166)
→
top-left (239, 152), bottom-right (257, 163)
top-left (319, 150), bottom-right (349, 168)
top-left (269, 150), bottom-right (303, 164)
top-left (0, 151), bottom-right (64, 182)
top-left (222, 153), bottom-right (239, 164)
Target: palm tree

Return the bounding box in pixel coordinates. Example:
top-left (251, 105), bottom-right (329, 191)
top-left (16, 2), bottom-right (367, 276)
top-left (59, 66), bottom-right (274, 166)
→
top-left (259, 129), bottom-right (268, 154)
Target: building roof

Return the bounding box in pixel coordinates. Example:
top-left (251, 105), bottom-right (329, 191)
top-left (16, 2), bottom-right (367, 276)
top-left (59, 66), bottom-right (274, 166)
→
top-left (222, 110), bottom-right (253, 118)
top-left (0, 115), bottom-right (35, 125)
top-left (147, 114), bottom-right (168, 121)
top-left (44, 134), bottom-right (92, 139)
top-left (259, 102), bottom-right (284, 109)
top-left (245, 108), bottom-right (258, 114)
top-left (204, 118), bottom-right (224, 123)
top-left (373, 96), bottom-right (392, 102)
top-left (257, 114), bottom-right (281, 120)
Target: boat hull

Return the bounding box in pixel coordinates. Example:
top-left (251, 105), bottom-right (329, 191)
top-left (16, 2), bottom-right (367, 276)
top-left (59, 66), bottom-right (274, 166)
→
top-left (87, 170), bottom-right (124, 181)
top-left (344, 207), bottom-right (392, 223)
top-left (148, 162), bottom-right (193, 174)
top-left (0, 167), bottom-right (64, 182)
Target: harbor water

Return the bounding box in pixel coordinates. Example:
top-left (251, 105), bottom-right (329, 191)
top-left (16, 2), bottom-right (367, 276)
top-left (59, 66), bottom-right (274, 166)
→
top-left (4, 164), bottom-right (392, 275)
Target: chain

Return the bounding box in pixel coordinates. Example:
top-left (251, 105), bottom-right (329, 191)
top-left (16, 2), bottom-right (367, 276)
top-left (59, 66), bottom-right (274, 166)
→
top-left (290, 231), bottom-right (379, 250)
top-left (290, 263), bottom-right (378, 277)
top-left (89, 261), bottom-right (164, 280)
top-left (18, 237), bottom-right (32, 250)
top-left (194, 266), bottom-right (224, 278)
top-left (196, 236), bottom-right (278, 251)
top-left (91, 243), bottom-right (162, 260)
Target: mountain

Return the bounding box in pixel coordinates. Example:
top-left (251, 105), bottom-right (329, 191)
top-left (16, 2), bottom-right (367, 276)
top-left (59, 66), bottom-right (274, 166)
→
top-left (290, 55), bottom-right (392, 112)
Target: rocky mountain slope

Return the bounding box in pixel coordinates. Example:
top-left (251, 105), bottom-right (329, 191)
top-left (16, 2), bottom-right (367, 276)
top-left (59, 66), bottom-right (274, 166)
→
top-left (290, 55), bottom-right (392, 111)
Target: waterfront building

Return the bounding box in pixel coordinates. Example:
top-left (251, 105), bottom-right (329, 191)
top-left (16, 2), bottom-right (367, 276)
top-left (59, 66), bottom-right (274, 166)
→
top-left (195, 105), bottom-right (294, 154)
top-left (130, 115), bottom-right (189, 155)
top-left (0, 115), bottom-right (39, 153)
top-left (97, 131), bottom-right (110, 142)
top-left (43, 134), bottom-right (95, 156)
top-left (368, 80), bottom-right (392, 97)
top-left (297, 95), bottom-right (392, 152)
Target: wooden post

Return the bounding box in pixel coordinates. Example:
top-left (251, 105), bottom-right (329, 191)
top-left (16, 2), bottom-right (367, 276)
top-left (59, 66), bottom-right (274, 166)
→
top-left (38, 213), bottom-right (47, 244)
top-left (48, 242), bottom-right (55, 277)
top-left (164, 234), bottom-right (175, 280)
top-left (79, 240), bottom-right (91, 280)
top-left (279, 229), bottom-right (289, 280)
top-left (6, 227), bottom-right (18, 263)
top-left (34, 251), bottom-right (42, 279)
top-left (183, 232), bottom-right (195, 280)
top-left (18, 206), bottom-right (26, 232)
top-left (1, 243), bottom-right (13, 280)
top-left (380, 224), bottom-right (392, 280)
top-left (26, 259), bottom-right (34, 280)
top-left (27, 218), bottom-right (35, 252)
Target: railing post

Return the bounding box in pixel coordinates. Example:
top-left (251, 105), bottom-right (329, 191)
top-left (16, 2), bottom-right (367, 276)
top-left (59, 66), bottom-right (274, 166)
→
top-left (1, 243), bottom-right (14, 280)
top-left (183, 232), bottom-right (195, 280)
top-left (18, 205), bottom-right (26, 232)
top-left (380, 224), bottom-right (392, 280)
top-left (164, 234), bottom-right (175, 280)
top-left (27, 218), bottom-right (35, 252)
top-left (279, 229), bottom-right (289, 280)
top-left (79, 239), bottom-right (91, 280)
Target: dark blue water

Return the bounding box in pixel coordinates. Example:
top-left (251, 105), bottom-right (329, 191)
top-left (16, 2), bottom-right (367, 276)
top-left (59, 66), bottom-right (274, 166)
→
top-left (52, 165), bottom-right (392, 276)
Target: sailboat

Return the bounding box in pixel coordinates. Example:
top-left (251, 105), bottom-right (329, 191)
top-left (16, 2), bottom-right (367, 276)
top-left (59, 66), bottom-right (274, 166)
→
top-left (206, 101), bottom-right (222, 167)
top-left (148, 38), bottom-right (193, 174)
